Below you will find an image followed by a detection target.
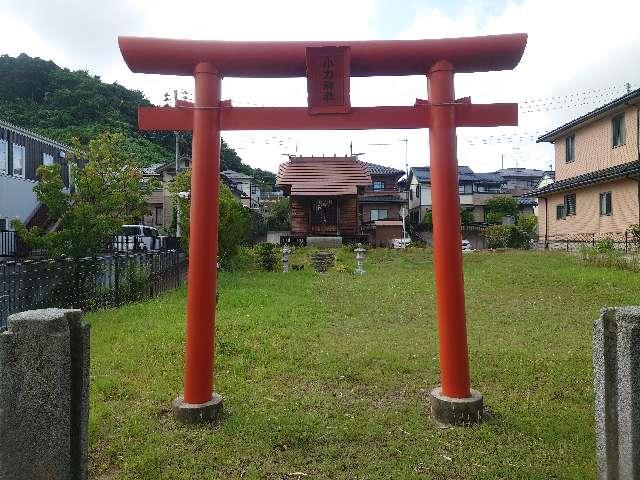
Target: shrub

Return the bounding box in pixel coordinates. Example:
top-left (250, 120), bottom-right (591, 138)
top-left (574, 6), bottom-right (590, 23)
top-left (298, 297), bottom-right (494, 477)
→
top-left (253, 242), bottom-right (280, 271)
top-left (595, 237), bottom-right (615, 254)
top-left (483, 224), bottom-right (512, 249)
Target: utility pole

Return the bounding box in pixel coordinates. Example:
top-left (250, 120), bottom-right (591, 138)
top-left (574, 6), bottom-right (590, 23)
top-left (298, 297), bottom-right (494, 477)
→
top-left (174, 89), bottom-right (181, 238)
top-left (400, 138), bottom-right (409, 237)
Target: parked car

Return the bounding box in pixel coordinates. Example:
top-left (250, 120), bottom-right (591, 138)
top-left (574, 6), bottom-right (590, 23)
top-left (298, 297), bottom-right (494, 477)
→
top-left (114, 225), bottom-right (165, 252)
top-left (461, 239), bottom-right (473, 251)
top-left (392, 237), bottom-right (412, 249)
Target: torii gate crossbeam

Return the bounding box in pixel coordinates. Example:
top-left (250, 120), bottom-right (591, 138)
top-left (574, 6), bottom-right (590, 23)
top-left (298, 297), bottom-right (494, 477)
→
top-left (119, 33), bottom-right (527, 425)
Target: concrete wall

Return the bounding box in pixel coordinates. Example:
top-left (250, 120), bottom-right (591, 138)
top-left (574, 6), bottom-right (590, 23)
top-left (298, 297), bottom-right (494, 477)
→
top-left (538, 178), bottom-right (639, 240)
top-left (553, 106), bottom-right (639, 181)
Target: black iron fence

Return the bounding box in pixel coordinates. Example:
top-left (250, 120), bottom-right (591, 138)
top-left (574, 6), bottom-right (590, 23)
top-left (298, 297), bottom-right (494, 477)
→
top-left (0, 250), bottom-right (187, 329)
top-left (543, 231), bottom-right (639, 252)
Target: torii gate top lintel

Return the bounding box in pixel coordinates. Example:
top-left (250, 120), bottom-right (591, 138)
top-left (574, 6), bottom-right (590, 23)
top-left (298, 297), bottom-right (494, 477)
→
top-left (118, 33), bottom-right (527, 77)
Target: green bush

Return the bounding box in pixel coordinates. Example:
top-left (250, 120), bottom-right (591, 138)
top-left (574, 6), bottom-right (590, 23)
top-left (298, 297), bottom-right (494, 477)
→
top-left (253, 242), bottom-right (280, 271)
top-left (595, 237), bottom-right (615, 254)
top-left (484, 224), bottom-right (512, 249)
top-left (483, 216), bottom-right (537, 250)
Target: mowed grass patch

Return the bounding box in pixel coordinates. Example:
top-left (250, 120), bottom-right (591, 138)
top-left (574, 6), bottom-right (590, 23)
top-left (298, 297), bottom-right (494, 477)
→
top-left (87, 248), bottom-right (635, 479)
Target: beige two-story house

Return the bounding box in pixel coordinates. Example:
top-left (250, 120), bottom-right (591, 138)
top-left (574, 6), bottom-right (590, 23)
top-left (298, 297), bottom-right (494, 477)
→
top-left (530, 89), bottom-right (640, 247)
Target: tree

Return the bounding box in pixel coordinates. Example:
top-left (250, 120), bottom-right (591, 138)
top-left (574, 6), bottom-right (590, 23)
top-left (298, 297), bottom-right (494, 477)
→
top-left (12, 132), bottom-right (157, 258)
top-left (169, 168), bottom-right (251, 266)
top-left (265, 197), bottom-right (290, 231)
top-left (485, 196), bottom-right (518, 224)
top-left (422, 208), bottom-right (474, 225)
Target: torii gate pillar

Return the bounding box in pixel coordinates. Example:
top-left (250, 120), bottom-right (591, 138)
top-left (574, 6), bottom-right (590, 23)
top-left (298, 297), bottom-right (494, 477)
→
top-left (171, 62), bottom-right (224, 422)
top-left (427, 61), bottom-right (482, 423)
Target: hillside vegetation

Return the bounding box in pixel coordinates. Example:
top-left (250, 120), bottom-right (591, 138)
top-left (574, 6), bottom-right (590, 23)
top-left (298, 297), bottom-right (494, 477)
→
top-left (0, 53), bottom-right (275, 188)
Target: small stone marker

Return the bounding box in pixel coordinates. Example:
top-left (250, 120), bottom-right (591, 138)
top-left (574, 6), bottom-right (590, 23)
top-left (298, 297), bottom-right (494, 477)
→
top-left (593, 307), bottom-right (640, 479)
top-left (282, 244), bottom-right (290, 272)
top-left (354, 247), bottom-right (366, 275)
top-left (0, 308), bottom-right (90, 480)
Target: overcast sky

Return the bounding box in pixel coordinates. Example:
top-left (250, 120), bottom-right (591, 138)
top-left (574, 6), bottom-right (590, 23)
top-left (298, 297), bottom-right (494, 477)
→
top-left (1, 0), bottom-right (639, 175)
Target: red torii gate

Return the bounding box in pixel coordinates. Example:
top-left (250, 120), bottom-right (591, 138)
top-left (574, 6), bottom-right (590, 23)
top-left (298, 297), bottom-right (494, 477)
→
top-left (119, 34), bottom-right (527, 425)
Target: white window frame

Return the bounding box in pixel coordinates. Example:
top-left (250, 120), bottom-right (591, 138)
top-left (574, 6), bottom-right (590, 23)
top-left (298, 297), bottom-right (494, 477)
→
top-left (12, 143), bottom-right (25, 178)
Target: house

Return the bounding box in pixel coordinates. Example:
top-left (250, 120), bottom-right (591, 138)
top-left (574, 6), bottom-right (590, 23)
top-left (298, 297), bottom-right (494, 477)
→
top-left (0, 119), bottom-right (72, 238)
top-left (495, 168), bottom-right (545, 196)
top-left (276, 156), bottom-right (371, 241)
top-left (141, 158), bottom-right (245, 232)
top-left (358, 162), bottom-right (407, 246)
top-left (221, 170), bottom-right (260, 209)
top-left (407, 165), bottom-right (504, 224)
top-left (527, 88), bottom-right (640, 247)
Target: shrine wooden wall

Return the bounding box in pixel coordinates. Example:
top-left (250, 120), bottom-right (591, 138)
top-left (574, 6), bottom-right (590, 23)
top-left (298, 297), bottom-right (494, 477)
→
top-left (290, 197), bottom-right (310, 235)
top-left (289, 195), bottom-right (359, 236)
top-left (338, 195), bottom-right (358, 235)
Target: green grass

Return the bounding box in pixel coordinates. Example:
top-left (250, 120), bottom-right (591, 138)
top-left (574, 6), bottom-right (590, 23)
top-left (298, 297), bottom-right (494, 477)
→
top-left (87, 248), bottom-right (638, 479)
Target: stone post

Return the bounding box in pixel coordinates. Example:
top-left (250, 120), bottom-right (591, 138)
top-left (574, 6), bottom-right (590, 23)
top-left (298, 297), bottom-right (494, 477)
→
top-left (0, 309), bottom-right (90, 480)
top-left (282, 244), bottom-right (290, 273)
top-left (593, 307), bottom-right (640, 479)
top-left (354, 247), bottom-right (366, 275)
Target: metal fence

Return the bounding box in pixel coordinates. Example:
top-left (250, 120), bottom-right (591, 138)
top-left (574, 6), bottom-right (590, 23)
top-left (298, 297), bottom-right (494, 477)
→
top-left (0, 250), bottom-right (187, 329)
top-left (542, 231), bottom-right (639, 252)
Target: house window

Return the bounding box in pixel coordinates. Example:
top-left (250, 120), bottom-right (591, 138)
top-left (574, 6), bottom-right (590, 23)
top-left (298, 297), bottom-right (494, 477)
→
top-left (556, 205), bottom-right (565, 220)
top-left (42, 152), bottom-right (54, 166)
top-left (370, 209), bottom-right (388, 221)
top-left (599, 191), bottom-right (612, 216)
top-left (155, 207), bottom-right (163, 225)
top-left (565, 135), bottom-right (575, 163)
top-left (373, 180), bottom-right (385, 191)
top-left (612, 114), bottom-right (625, 147)
top-left (0, 140), bottom-right (7, 174)
top-left (458, 184), bottom-right (472, 194)
top-left (564, 193), bottom-right (576, 216)
top-left (410, 189), bottom-right (413, 200)
top-left (12, 144), bottom-right (25, 177)
top-left (0, 218), bottom-right (6, 230)
top-left (475, 184), bottom-right (500, 193)
top-left (415, 185), bottom-right (420, 199)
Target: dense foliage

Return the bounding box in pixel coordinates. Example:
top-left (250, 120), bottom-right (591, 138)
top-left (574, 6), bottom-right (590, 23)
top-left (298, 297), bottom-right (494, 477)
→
top-left (169, 168), bottom-right (251, 266)
top-left (265, 197), bottom-right (290, 231)
top-left (11, 133), bottom-right (157, 257)
top-left (483, 214), bottom-right (537, 249)
top-left (485, 196), bottom-right (518, 224)
top-left (0, 53), bottom-right (277, 188)
top-left (422, 207), bottom-right (474, 225)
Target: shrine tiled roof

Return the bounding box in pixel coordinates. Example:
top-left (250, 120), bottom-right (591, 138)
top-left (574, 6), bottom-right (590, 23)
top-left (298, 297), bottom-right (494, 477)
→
top-left (276, 156), bottom-right (372, 196)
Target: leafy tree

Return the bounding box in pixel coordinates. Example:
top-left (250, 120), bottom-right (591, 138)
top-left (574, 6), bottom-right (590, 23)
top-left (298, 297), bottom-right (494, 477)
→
top-left (265, 198), bottom-right (290, 231)
top-left (485, 196), bottom-right (518, 224)
top-left (169, 168), bottom-right (251, 266)
top-left (422, 208), bottom-right (474, 225)
top-left (11, 133), bottom-right (157, 258)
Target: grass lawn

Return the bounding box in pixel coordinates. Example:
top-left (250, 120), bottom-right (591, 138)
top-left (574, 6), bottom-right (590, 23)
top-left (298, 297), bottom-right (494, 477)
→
top-left (87, 248), bottom-right (637, 479)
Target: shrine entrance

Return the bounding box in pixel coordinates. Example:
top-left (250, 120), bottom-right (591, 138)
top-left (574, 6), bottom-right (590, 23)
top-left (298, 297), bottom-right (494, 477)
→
top-left (118, 33), bottom-right (527, 425)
